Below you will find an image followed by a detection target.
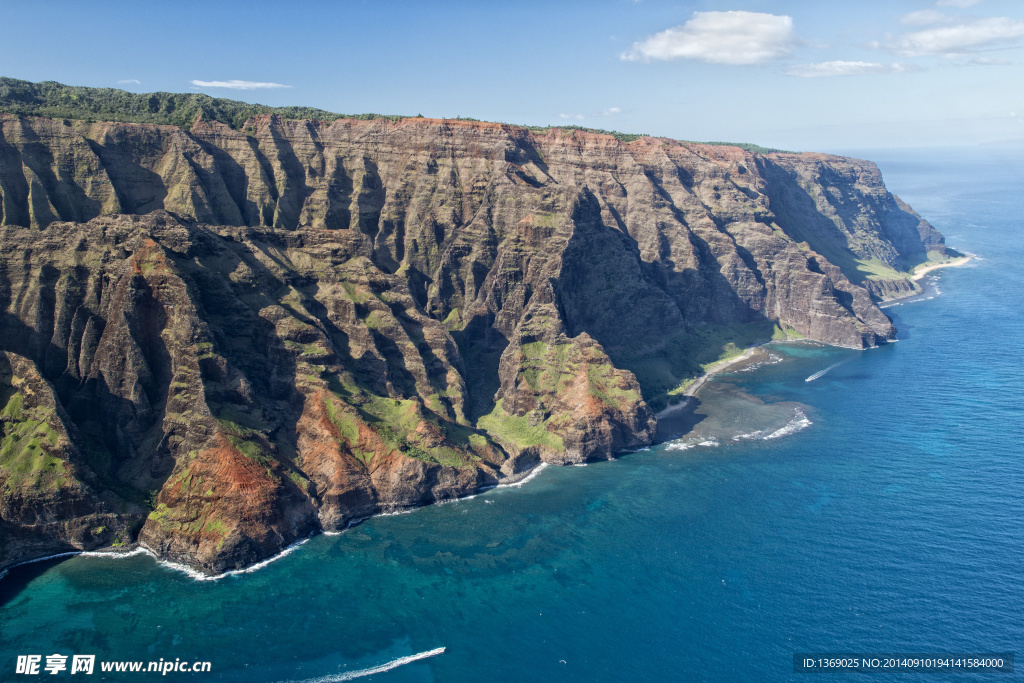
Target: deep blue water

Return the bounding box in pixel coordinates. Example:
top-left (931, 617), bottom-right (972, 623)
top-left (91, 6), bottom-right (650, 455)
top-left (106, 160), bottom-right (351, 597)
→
top-left (2, 148), bottom-right (1022, 681)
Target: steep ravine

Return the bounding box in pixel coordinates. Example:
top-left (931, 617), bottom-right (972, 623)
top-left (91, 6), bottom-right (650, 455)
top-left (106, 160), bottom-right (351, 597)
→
top-left (0, 113), bottom-right (952, 573)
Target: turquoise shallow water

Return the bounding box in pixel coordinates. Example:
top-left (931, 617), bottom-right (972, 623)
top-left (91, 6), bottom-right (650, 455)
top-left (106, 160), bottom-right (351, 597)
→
top-left (2, 148), bottom-right (1022, 681)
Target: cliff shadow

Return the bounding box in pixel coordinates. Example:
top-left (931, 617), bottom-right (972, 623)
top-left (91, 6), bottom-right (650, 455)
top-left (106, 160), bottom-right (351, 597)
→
top-left (653, 397), bottom-right (707, 443)
top-left (0, 268), bottom-right (176, 511)
top-left (180, 231), bottom-right (302, 409)
top-left (450, 312), bottom-right (508, 421)
top-left (0, 552), bottom-right (73, 609)
top-left (554, 188), bottom-right (776, 412)
top-left (756, 158), bottom-right (911, 285)
top-left (84, 138), bottom-right (168, 215)
top-left (384, 302), bottom-right (463, 421)
top-left (16, 129), bottom-right (103, 226)
top-left (191, 136), bottom-right (258, 226)
top-left (0, 129), bottom-right (33, 227)
top-left (266, 125), bottom-right (314, 230)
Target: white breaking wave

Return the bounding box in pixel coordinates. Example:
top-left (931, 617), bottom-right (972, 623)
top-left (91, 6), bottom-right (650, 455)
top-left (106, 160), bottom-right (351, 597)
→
top-left (435, 492), bottom-right (482, 505)
top-left (0, 536), bottom-right (314, 583)
top-left (731, 408), bottom-right (812, 442)
top-left (15, 551), bottom-right (82, 565)
top-left (665, 439), bottom-right (720, 451)
top-left (280, 647), bottom-right (446, 683)
top-left (498, 462), bottom-right (548, 488)
top-left (732, 429), bottom-right (769, 441)
top-left (156, 537), bottom-right (311, 582)
top-left (738, 353), bottom-right (783, 372)
top-left (375, 508), bottom-right (415, 518)
top-left (665, 407), bottom-right (813, 450)
top-left (79, 547), bottom-right (150, 560)
top-left (763, 409), bottom-right (812, 439)
top-left (805, 362), bottom-right (843, 382)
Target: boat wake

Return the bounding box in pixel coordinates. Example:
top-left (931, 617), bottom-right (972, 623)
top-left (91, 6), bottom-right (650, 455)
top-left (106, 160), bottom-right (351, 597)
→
top-left (805, 362), bottom-right (844, 382)
top-left (280, 647), bottom-right (446, 682)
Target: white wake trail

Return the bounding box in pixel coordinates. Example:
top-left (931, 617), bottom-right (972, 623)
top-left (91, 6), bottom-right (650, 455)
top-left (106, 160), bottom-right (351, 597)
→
top-left (805, 362), bottom-right (843, 382)
top-left (281, 647), bottom-right (446, 682)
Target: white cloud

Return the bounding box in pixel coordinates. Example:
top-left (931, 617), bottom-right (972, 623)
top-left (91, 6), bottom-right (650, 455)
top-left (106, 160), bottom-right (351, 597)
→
top-left (887, 17), bottom-right (1024, 56)
top-left (900, 10), bottom-right (953, 26)
top-left (559, 107), bottom-right (622, 121)
top-left (117, 79), bottom-right (141, 85)
top-left (190, 79), bottom-right (290, 90)
top-left (936, 0), bottom-right (983, 7)
top-left (784, 61), bottom-right (913, 77)
top-left (971, 56), bottom-right (1011, 64)
top-left (622, 11), bottom-right (796, 65)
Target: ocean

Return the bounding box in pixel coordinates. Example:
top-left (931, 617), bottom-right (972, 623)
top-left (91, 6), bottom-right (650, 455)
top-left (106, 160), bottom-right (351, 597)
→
top-left (1, 147), bottom-right (1022, 681)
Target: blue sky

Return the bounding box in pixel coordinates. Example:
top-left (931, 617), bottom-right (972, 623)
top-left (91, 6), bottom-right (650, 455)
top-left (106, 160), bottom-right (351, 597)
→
top-left (4, 0), bottom-right (1024, 151)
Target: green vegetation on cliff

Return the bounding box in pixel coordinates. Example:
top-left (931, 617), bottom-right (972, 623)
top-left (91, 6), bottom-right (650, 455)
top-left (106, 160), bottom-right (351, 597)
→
top-left (701, 141), bottom-right (791, 154)
top-left (327, 377), bottom-right (477, 468)
top-left (1, 77), bottom-right (787, 151)
top-left (0, 77), bottom-right (404, 130)
top-left (522, 124), bottom-right (649, 143)
top-left (0, 384), bottom-right (68, 494)
top-left (478, 399), bottom-right (565, 452)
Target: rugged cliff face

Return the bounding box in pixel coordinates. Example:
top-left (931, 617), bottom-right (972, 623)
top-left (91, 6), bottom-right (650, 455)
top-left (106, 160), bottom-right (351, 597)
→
top-left (0, 112), bottom-right (950, 573)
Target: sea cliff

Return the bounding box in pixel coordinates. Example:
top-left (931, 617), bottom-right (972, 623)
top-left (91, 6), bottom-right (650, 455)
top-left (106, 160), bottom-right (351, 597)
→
top-left (0, 86), bottom-right (953, 573)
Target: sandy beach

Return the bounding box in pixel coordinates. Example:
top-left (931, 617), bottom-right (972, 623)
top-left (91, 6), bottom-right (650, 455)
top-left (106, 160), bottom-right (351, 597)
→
top-left (655, 344), bottom-right (768, 420)
top-left (877, 254), bottom-right (975, 308)
top-left (911, 254), bottom-right (974, 281)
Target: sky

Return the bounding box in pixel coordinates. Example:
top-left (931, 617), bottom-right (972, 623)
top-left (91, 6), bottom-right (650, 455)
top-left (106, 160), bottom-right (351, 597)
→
top-left (3, 0), bottom-right (1024, 151)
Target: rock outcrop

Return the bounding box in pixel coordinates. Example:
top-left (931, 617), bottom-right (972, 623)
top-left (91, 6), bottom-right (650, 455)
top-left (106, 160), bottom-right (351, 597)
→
top-left (0, 111), bottom-right (951, 573)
